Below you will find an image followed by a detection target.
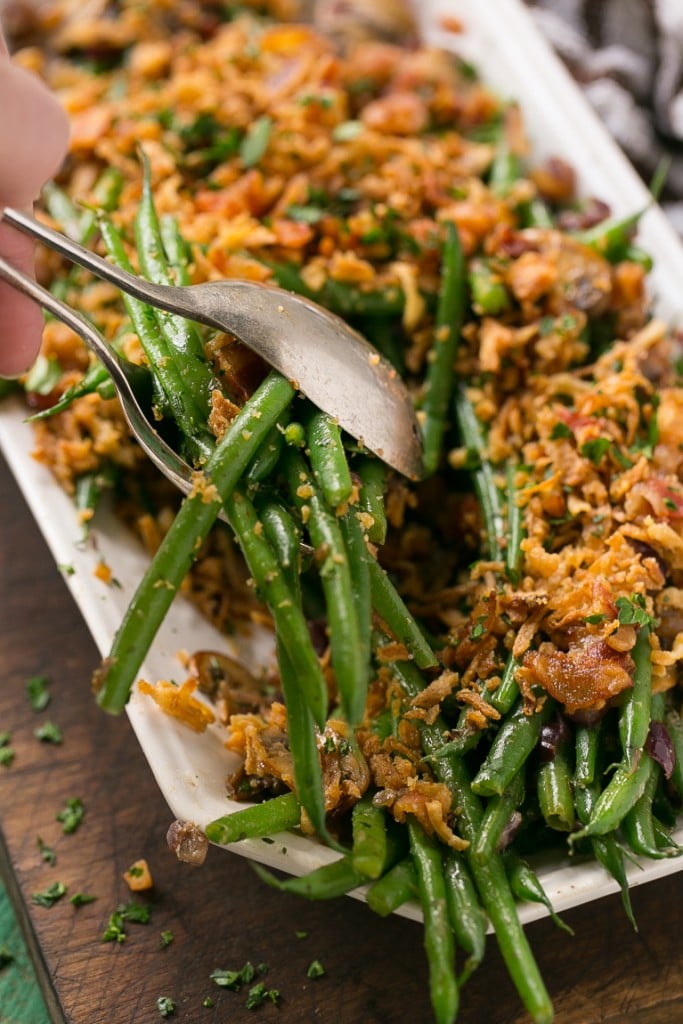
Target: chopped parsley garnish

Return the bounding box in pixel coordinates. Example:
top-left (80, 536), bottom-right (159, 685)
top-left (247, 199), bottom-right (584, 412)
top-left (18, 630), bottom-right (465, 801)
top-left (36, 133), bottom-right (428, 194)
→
top-left (469, 619), bottom-right (487, 641)
top-left (102, 900), bottom-right (152, 943)
top-left (240, 116), bottom-right (272, 168)
top-left (202, 997), bottom-right (214, 1008)
top-left (160, 930), bottom-right (174, 949)
top-left (245, 983), bottom-right (280, 1010)
top-left (71, 892), bottom-right (97, 907)
top-left (580, 437), bottom-right (612, 464)
top-left (127, 864), bottom-right (144, 878)
top-left (56, 797), bottom-right (85, 834)
top-left (332, 119), bottom-right (363, 143)
top-left (23, 354), bottom-right (63, 395)
top-left (32, 881), bottom-right (67, 908)
top-left (35, 721), bottom-right (63, 744)
top-left (307, 959), bottom-right (325, 978)
top-left (550, 421), bottom-right (573, 440)
top-left (211, 962), bottom-right (256, 990)
top-left (156, 995), bottom-right (176, 1018)
top-left (37, 836), bottom-right (57, 866)
top-left (26, 675), bottom-right (51, 712)
top-left (584, 613), bottom-right (608, 625)
top-left (295, 930), bottom-right (308, 940)
top-left (615, 593), bottom-right (658, 629)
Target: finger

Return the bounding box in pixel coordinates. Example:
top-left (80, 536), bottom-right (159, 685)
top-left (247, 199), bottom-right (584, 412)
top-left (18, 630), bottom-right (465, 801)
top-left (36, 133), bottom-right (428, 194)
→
top-left (0, 220), bottom-right (45, 377)
top-left (0, 60), bottom-right (70, 207)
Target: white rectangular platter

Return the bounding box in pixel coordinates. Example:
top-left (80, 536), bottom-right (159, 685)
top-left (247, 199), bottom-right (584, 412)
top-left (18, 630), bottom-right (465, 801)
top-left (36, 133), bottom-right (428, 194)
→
top-left (1, 0), bottom-right (682, 927)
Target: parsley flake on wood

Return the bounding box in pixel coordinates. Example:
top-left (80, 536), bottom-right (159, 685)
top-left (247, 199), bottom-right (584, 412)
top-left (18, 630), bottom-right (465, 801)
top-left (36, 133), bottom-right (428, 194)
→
top-left (159, 930), bottom-right (174, 949)
top-left (307, 959), bottom-right (325, 978)
top-left (210, 962), bottom-right (256, 990)
top-left (35, 721), bottom-right (63, 744)
top-left (56, 797), bottom-right (85, 834)
top-left (26, 675), bottom-right (51, 711)
top-left (156, 995), bottom-right (176, 1018)
top-left (102, 900), bottom-right (152, 943)
top-left (0, 733), bottom-right (14, 768)
top-left (37, 836), bottom-right (57, 865)
top-left (32, 881), bottom-right (67, 907)
top-left (71, 892), bottom-right (97, 907)
top-left (245, 982), bottom-right (280, 1010)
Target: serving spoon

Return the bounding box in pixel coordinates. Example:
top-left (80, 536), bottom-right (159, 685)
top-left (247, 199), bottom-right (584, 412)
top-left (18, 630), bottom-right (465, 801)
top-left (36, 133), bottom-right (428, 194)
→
top-left (0, 206), bottom-right (424, 491)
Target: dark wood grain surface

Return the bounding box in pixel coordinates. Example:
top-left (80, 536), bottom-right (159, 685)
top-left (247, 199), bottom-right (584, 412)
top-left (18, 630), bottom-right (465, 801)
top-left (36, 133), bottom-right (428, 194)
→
top-left (1, 449), bottom-right (682, 1024)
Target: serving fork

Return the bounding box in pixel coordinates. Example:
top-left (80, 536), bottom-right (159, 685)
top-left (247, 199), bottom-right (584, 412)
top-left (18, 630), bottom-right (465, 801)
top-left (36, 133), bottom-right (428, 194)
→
top-left (0, 206), bottom-right (423, 494)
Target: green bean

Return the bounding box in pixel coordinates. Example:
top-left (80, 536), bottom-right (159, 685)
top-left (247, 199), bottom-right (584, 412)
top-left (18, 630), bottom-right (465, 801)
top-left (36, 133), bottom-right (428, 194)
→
top-left (390, 658), bottom-right (553, 1024)
top-left (225, 485), bottom-right (328, 730)
top-left (80, 167), bottom-right (125, 243)
top-left (488, 655), bottom-right (520, 715)
top-left (205, 791), bottom-right (301, 844)
top-left (622, 761), bottom-right (674, 859)
top-left (453, 384), bottom-right (504, 562)
top-left (518, 196), bottom-right (554, 229)
top-left (537, 744), bottom-right (575, 833)
top-left (505, 462), bottom-right (524, 584)
top-left (421, 222), bottom-right (466, 477)
top-left (407, 820), bottom-right (459, 1024)
top-left (356, 457), bottom-right (388, 545)
top-left (306, 410), bottom-right (353, 509)
top-left (665, 705), bottom-right (683, 799)
top-left (472, 767), bottom-right (525, 862)
top-left (366, 857), bottom-right (418, 917)
top-left (362, 315), bottom-right (406, 374)
top-left (619, 626), bottom-right (652, 774)
top-left (278, 636), bottom-right (332, 840)
top-left (95, 371), bottom-right (295, 714)
top-left (471, 698), bottom-right (553, 797)
top-left (27, 360), bottom-right (115, 420)
top-left (574, 722), bottom-right (601, 791)
top-left (246, 421), bottom-right (286, 483)
top-left (368, 558), bottom-right (438, 669)
top-left (488, 135), bottom-right (522, 196)
top-left (574, 210), bottom-right (642, 262)
top-left (252, 857), bottom-right (365, 900)
top-left (42, 182), bottom-right (86, 240)
top-left (573, 691), bottom-right (662, 842)
top-left (570, 751), bottom-right (652, 843)
top-left (74, 466), bottom-right (117, 532)
top-left (159, 214), bottom-right (194, 285)
top-left (440, 753), bottom-right (553, 1024)
top-left (256, 497), bottom-right (303, 599)
top-left (98, 215), bottom-right (212, 462)
top-left (504, 853), bottom-right (574, 936)
top-left (443, 851), bottom-right (486, 985)
top-left (284, 449), bottom-right (367, 725)
top-left (134, 154), bottom-right (215, 442)
top-left (351, 795), bottom-right (388, 879)
top-left (591, 835), bottom-right (637, 932)
top-left (468, 258), bottom-right (510, 316)
top-left (340, 508), bottom-right (372, 688)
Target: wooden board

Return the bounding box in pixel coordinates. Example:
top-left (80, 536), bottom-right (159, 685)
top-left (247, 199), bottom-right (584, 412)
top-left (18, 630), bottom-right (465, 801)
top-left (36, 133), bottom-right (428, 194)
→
top-left (2, 449), bottom-right (683, 1024)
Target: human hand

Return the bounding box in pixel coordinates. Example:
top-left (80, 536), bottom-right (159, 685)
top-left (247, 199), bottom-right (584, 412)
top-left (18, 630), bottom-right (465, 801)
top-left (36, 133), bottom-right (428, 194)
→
top-left (0, 26), bottom-right (69, 377)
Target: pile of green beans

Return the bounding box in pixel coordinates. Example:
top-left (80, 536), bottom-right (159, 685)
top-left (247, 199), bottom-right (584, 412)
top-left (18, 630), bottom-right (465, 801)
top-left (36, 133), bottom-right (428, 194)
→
top-left (33, 143), bottom-right (683, 1024)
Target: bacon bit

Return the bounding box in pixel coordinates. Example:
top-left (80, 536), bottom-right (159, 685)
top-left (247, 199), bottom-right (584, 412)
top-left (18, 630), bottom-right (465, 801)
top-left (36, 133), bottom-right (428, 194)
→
top-left (507, 251), bottom-right (558, 304)
top-left (272, 218), bottom-right (315, 248)
top-left (122, 859), bottom-right (154, 892)
top-left (361, 91), bottom-right (429, 135)
top-left (518, 636), bottom-right (634, 714)
top-left (69, 106), bottom-right (113, 150)
top-left (138, 678), bottom-right (216, 732)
